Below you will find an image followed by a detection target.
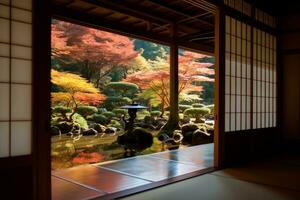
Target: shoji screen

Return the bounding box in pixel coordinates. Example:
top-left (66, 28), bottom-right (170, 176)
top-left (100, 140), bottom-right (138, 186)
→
top-left (225, 15), bottom-right (277, 132)
top-left (225, 16), bottom-right (252, 132)
top-left (0, 0), bottom-right (32, 157)
top-left (253, 28), bottom-right (277, 128)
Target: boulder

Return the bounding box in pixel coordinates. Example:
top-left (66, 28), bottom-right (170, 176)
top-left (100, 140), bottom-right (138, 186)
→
top-left (192, 129), bottom-right (212, 145)
top-left (82, 128), bottom-right (98, 136)
top-left (93, 123), bottom-right (106, 133)
top-left (50, 126), bottom-right (61, 136)
top-left (56, 122), bottom-right (73, 134)
top-left (181, 123), bottom-right (198, 134)
top-left (105, 127), bottom-right (117, 134)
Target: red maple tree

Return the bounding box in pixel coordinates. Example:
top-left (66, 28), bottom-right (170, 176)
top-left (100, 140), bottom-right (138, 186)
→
top-left (51, 20), bottom-right (138, 87)
top-left (124, 51), bottom-right (214, 114)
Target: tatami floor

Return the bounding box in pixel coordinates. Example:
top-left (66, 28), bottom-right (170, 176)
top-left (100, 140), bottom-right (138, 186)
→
top-left (121, 154), bottom-right (300, 200)
top-left (52, 143), bottom-right (214, 200)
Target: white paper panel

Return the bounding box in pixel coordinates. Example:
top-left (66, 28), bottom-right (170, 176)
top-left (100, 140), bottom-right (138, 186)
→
top-left (12, 0), bottom-right (32, 10)
top-left (226, 34), bottom-right (230, 52)
top-left (253, 113), bottom-right (257, 129)
top-left (231, 94), bottom-right (236, 112)
top-left (12, 8), bottom-right (32, 23)
top-left (11, 22), bottom-right (32, 46)
top-left (242, 78), bottom-right (246, 95)
top-left (231, 76), bottom-right (236, 94)
top-left (225, 94), bottom-right (230, 113)
top-left (236, 78), bottom-right (241, 94)
top-left (0, 5), bottom-right (9, 18)
top-left (11, 59), bottom-right (32, 83)
top-left (11, 121), bottom-right (31, 156)
top-left (225, 16), bottom-right (230, 33)
top-left (236, 113), bottom-right (240, 130)
top-left (241, 113), bottom-right (246, 129)
top-left (242, 96), bottom-right (246, 112)
top-left (0, 83), bottom-right (9, 120)
top-left (0, 0), bottom-right (9, 5)
top-left (0, 43), bottom-right (10, 56)
top-left (0, 18), bottom-right (10, 43)
top-left (226, 53), bottom-right (230, 75)
top-left (225, 113), bottom-right (230, 132)
top-left (11, 84), bottom-right (32, 120)
top-left (230, 113), bottom-right (235, 131)
top-left (11, 45), bottom-right (32, 59)
top-left (0, 122), bottom-right (9, 157)
top-left (225, 76), bottom-right (230, 94)
top-left (0, 57), bottom-right (9, 82)
top-left (246, 113), bottom-right (251, 129)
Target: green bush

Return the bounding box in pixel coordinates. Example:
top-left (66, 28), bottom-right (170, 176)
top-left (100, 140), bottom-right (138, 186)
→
top-left (192, 103), bottom-right (205, 108)
top-left (76, 106), bottom-right (98, 118)
top-left (179, 104), bottom-right (192, 112)
top-left (184, 107), bottom-right (211, 123)
top-left (102, 111), bottom-right (116, 119)
top-left (108, 119), bottom-right (123, 129)
top-left (205, 104), bottom-right (214, 114)
top-left (52, 106), bottom-right (72, 115)
top-left (150, 110), bottom-right (161, 117)
top-left (136, 110), bottom-right (150, 120)
top-left (92, 114), bottom-right (108, 125)
top-left (102, 96), bottom-right (132, 110)
top-left (112, 108), bottom-right (128, 117)
top-left (72, 113), bottom-right (88, 129)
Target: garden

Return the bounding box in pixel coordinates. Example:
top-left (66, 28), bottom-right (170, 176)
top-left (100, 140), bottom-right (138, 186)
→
top-left (51, 20), bottom-right (215, 169)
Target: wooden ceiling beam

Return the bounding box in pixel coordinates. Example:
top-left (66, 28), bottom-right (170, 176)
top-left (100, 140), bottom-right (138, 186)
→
top-left (52, 3), bottom-right (214, 54)
top-left (147, 0), bottom-right (214, 27)
top-left (82, 0), bottom-right (171, 25)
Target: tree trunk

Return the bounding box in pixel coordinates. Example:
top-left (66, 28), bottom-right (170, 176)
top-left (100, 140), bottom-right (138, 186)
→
top-left (159, 23), bottom-right (179, 136)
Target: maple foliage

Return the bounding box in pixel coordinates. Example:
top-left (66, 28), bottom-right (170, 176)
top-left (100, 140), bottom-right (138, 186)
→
top-left (51, 20), bottom-right (138, 85)
top-left (124, 51), bottom-right (214, 113)
top-left (51, 69), bottom-right (106, 111)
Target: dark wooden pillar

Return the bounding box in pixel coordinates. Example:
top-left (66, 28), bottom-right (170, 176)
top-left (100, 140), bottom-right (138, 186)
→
top-left (214, 8), bottom-right (225, 168)
top-left (32, 0), bottom-right (52, 199)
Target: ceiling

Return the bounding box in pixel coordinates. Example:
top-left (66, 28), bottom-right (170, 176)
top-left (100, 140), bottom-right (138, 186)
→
top-left (51, 0), bottom-right (217, 54)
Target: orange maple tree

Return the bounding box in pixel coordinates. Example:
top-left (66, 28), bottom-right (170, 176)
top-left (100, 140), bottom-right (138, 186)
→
top-left (51, 69), bottom-right (106, 120)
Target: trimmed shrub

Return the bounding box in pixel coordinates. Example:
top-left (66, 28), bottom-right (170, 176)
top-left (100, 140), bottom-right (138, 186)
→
top-left (52, 106), bottom-right (72, 116)
top-left (108, 119), bottom-right (123, 129)
top-left (92, 114), bottom-right (108, 125)
top-left (136, 110), bottom-right (150, 120)
top-left (76, 106), bottom-right (98, 118)
top-left (179, 104), bottom-right (192, 112)
top-left (97, 108), bottom-right (107, 114)
top-left (72, 113), bottom-right (88, 129)
top-left (150, 110), bottom-right (161, 117)
top-left (181, 123), bottom-right (199, 134)
top-left (205, 104), bottom-right (214, 114)
top-left (192, 103), bottom-right (205, 108)
top-left (102, 111), bottom-right (116, 119)
top-left (112, 108), bottom-right (128, 117)
top-left (184, 107), bottom-right (211, 123)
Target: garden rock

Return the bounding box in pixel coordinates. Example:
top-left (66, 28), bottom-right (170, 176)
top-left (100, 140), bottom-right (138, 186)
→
top-left (105, 127), bottom-right (117, 134)
top-left (93, 123), bottom-right (106, 133)
top-left (181, 123), bottom-right (199, 134)
top-left (82, 128), bottom-right (98, 136)
top-left (56, 122), bottom-right (74, 134)
top-left (155, 120), bottom-right (166, 130)
top-left (50, 126), bottom-right (61, 136)
top-left (192, 129), bottom-right (212, 145)
top-left (117, 127), bottom-right (153, 153)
